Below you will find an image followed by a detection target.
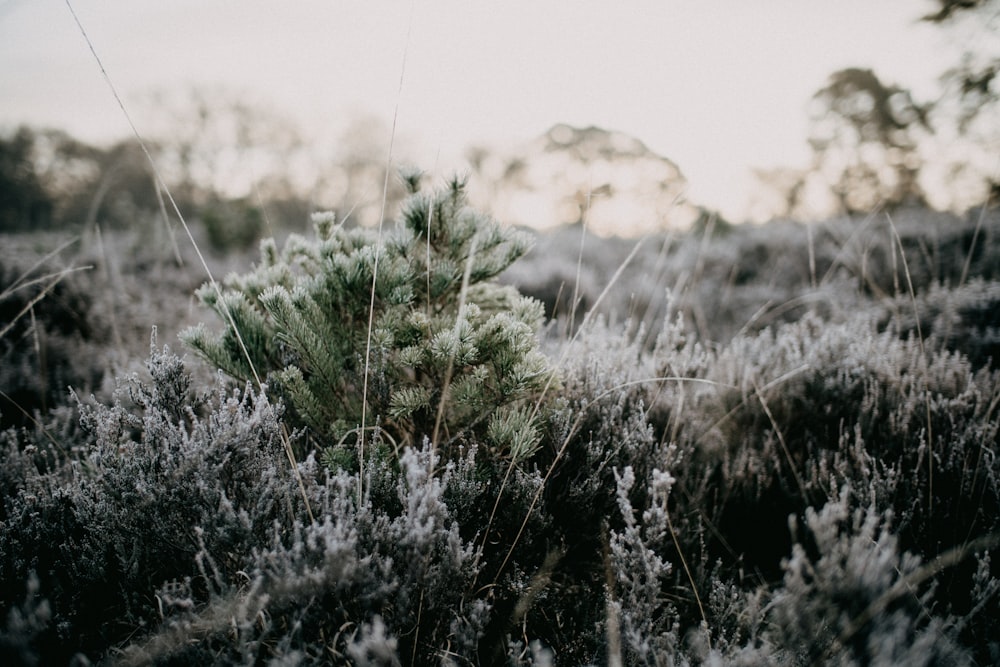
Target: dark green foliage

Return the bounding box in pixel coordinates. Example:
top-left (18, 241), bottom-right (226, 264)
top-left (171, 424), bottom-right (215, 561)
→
top-left (200, 197), bottom-right (265, 252)
top-left (183, 175), bottom-right (554, 462)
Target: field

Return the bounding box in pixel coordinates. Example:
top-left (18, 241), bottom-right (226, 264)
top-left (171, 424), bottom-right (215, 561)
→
top-left (1, 190), bottom-right (999, 665)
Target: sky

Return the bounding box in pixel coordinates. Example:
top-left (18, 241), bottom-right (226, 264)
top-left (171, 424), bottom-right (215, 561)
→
top-left (0, 0), bottom-right (960, 222)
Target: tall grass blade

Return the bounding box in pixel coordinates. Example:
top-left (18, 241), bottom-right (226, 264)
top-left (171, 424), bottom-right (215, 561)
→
top-left (63, 0), bottom-right (313, 521)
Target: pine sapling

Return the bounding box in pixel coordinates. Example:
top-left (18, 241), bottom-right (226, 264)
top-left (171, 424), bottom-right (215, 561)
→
top-left (182, 174), bottom-right (556, 466)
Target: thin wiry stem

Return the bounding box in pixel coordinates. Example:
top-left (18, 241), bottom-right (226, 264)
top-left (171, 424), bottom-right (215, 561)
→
top-left (0, 266), bottom-right (92, 342)
top-left (431, 233), bottom-right (479, 448)
top-left (601, 525), bottom-right (624, 667)
top-left (753, 378), bottom-right (808, 502)
top-left (480, 238), bottom-right (646, 556)
top-left (664, 498), bottom-right (708, 643)
top-left (1, 236), bottom-right (81, 299)
top-left (0, 388), bottom-right (67, 456)
top-left (359, 0), bottom-right (414, 500)
top-left (569, 182), bottom-right (592, 335)
top-left (63, 0), bottom-right (313, 522)
top-left (958, 192), bottom-right (990, 288)
top-left (886, 212), bottom-right (933, 515)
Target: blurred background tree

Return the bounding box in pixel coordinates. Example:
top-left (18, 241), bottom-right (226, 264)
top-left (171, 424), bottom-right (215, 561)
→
top-left (923, 0), bottom-right (1000, 207)
top-left (0, 87), bottom-right (414, 248)
top-left (0, 127), bottom-right (158, 232)
top-left (0, 127), bottom-right (54, 231)
top-left (808, 67), bottom-right (931, 213)
top-left (761, 0), bottom-right (1000, 219)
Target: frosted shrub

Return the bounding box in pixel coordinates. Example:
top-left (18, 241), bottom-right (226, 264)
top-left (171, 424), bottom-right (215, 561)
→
top-left (687, 310), bottom-right (1000, 661)
top-left (888, 278), bottom-right (1000, 370)
top-left (0, 341), bottom-right (297, 664)
top-left (767, 494), bottom-right (970, 666)
top-left (4, 173), bottom-right (1000, 663)
top-left (118, 443), bottom-right (488, 665)
top-left (549, 318), bottom-right (666, 520)
top-left (182, 174), bottom-right (555, 464)
top-left (608, 465), bottom-right (683, 663)
top-left (0, 346), bottom-right (510, 664)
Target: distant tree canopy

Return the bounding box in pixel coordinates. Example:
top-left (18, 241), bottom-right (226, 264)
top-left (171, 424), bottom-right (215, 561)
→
top-left (0, 88), bottom-right (413, 241)
top-left (763, 0), bottom-right (1000, 219)
top-left (809, 67), bottom-right (931, 213)
top-left (922, 0), bottom-right (992, 22)
top-left (0, 126), bottom-right (159, 232)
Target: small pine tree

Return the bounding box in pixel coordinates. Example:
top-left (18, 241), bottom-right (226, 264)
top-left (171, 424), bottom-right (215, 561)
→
top-left (182, 173), bottom-right (555, 464)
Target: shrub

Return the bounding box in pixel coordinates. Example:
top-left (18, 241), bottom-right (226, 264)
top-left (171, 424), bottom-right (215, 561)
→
top-left (766, 493), bottom-right (972, 666)
top-left (200, 196), bottom-right (265, 252)
top-left (114, 443), bottom-right (489, 666)
top-left (0, 341), bottom-right (299, 664)
top-left (677, 310), bottom-right (1000, 662)
top-left (182, 174), bottom-right (555, 465)
top-left (0, 346), bottom-right (572, 664)
top-left (887, 278), bottom-right (1000, 370)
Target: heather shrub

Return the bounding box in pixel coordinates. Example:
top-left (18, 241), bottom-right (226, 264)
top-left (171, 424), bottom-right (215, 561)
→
top-left (607, 464), bottom-right (688, 663)
top-left (887, 278), bottom-right (1000, 370)
top-left (115, 444), bottom-right (490, 666)
top-left (0, 344), bottom-right (508, 664)
top-left (766, 493), bottom-right (972, 666)
top-left (0, 341), bottom-right (639, 664)
top-left (0, 341), bottom-right (298, 664)
top-left (502, 319), bottom-right (679, 664)
top-left (545, 318), bottom-right (667, 526)
top-left (679, 310), bottom-right (1000, 661)
top-left (696, 314), bottom-right (994, 538)
top-left (200, 196), bottom-right (265, 252)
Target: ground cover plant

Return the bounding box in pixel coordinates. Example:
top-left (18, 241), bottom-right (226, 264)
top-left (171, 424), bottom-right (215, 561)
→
top-left (1, 173), bottom-right (999, 665)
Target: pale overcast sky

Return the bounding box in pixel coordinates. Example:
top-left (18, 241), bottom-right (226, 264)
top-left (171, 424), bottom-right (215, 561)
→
top-left (0, 0), bottom-right (957, 220)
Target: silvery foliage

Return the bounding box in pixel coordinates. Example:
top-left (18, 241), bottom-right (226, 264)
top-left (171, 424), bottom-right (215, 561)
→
top-left (121, 443), bottom-right (488, 665)
top-left (767, 492), bottom-right (971, 666)
top-left (0, 345), bottom-right (491, 664)
top-left (608, 464), bottom-right (684, 664)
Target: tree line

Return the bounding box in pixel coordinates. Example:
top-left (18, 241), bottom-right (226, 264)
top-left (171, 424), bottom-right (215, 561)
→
top-left (2, 0), bottom-right (998, 234)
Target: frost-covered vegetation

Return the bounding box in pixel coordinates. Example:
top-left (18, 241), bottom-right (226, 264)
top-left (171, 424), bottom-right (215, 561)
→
top-left (1, 177), bottom-right (999, 665)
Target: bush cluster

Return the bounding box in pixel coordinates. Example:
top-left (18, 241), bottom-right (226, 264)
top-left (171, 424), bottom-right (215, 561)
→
top-left (505, 207), bottom-right (1000, 346)
top-left (1, 179), bottom-right (998, 665)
